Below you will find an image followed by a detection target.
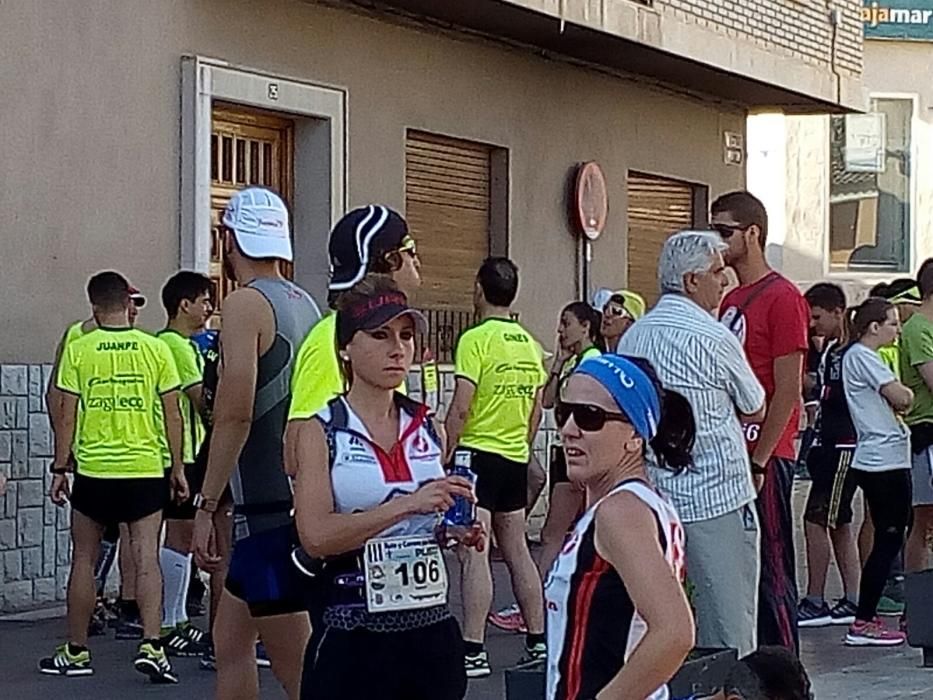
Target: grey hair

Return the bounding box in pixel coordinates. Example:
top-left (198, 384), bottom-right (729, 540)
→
top-left (658, 230), bottom-right (728, 294)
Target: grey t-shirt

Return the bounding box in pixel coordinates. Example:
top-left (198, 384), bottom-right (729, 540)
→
top-left (842, 342), bottom-right (910, 472)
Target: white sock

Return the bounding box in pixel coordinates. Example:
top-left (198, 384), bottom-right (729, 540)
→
top-left (173, 552), bottom-right (192, 627)
top-left (160, 547), bottom-right (190, 629)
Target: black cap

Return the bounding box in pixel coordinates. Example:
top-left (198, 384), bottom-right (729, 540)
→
top-left (329, 205), bottom-right (409, 292)
top-left (336, 290), bottom-right (427, 347)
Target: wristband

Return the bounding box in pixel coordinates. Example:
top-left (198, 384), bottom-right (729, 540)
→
top-left (49, 464), bottom-right (68, 475)
top-left (750, 461), bottom-right (767, 475)
top-left (193, 494), bottom-right (219, 513)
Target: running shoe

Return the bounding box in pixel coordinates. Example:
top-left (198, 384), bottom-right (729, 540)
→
top-left (134, 642), bottom-right (179, 683)
top-left (199, 648), bottom-right (216, 672)
top-left (845, 619), bottom-right (906, 647)
top-left (38, 644), bottom-right (93, 677)
top-left (464, 650), bottom-right (491, 679)
top-left (797, 598), bottom-right (832, 628)
top-left (178, 621), bottom-right (207, 644)
top-left (829, 598), bottom-right (858, 626)
top-left (877, 595), bottom-right (905, 617)
top-left (161, 626), bottom-right (209, 657)
top-left (515, 642), bottom-right (547, 669)
top-left (256, 641), bottom-right (271, 668)
top-left (488, 603), bottom-right (528, 633)
top-left (88, 601), bottom-right (108, 637)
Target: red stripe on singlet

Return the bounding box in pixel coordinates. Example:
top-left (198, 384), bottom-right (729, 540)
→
top-left (564, 555), bottom-right (610, 700)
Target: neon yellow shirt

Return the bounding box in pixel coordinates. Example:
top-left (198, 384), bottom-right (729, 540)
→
top-left (57, 328), bottom-right (181, 478)
top-left (157, 330), bottom-right (205, 464)
top-left (878, 342), bottom-right (901, 381)
top-left (63, 320), bottom-right (89, 349)
top-left (289, 313), bottom-right (343, 421)
top-left (455, 318), bottom-right (547, 463)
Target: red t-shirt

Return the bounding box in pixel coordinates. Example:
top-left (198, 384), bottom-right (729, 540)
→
top-left (719, 272), bottom-right (809, 460)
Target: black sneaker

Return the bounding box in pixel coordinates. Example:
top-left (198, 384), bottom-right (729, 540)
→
top-left (38, 644), bottom-right (94, 677)
top-left (514, 642), bottom-right (547, 669)
top-left (199, 648), bottom-right (216, 672)
top-left (134, 642), bottom-right (178, 684)
top-left (161, 626), bottom-right (209, 658)
top-left (797, 598), bottom-right (832, 628)
top-left (114, 618), bottom-right (144, 640)
top-left (464, 650), bottom-right (491, 679)
top-left (829, 598), bottom-right (858, 626)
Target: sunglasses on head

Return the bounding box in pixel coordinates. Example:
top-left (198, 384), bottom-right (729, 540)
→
top-left (710, 222), bottom-right (748, 240)
top-left (555, 402), bottom-right (630, 432)
top-left (603, 304), bottom-right (630, 319)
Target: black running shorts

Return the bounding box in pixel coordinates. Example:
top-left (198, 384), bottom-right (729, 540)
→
top-left (467, 448), bottom-right (527, 514)
top-left (301, 616), bottom-right (466, 700)
top-left (71, 472), bottom-right (168, 527)
top-left (804, 445), bottom-right (857, 528)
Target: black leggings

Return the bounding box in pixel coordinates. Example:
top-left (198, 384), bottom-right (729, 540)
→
top-left (853, 468), bottom-right (912, 622)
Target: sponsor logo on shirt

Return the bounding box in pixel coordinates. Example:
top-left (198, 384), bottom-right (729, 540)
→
top-left (720, 306), bottom-right (747, 344)
top-left (89, 374), bottom-right (144, 387)
top-left (86, 396), bottom-right (145, 412)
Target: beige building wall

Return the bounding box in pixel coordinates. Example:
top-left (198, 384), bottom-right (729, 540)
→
top-left (752, 39), bottom-right (933, 300)
top-left (0, 0), bottom-right (745, 363)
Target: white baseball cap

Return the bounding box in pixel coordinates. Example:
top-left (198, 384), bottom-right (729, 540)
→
top-left (222, 187), bottom-right (293, 262)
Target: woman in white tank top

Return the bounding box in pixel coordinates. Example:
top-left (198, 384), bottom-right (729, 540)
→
top-left (293, 275), bottom-right (482, 700)
top-left (545, 354), bottom-right (696, 700)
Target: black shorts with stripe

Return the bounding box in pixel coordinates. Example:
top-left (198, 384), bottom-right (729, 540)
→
top-left (804, 445), bottom-right (857, 528)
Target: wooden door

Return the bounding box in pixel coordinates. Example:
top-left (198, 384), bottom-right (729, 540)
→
top-left (626, 172), bottom-right (696, 306)
top-left (210, 105), bottom-right (294, 306)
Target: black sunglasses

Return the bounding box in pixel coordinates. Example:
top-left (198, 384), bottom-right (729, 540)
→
top-left (710, 222), bottom-right (748, 240)
top-left (555, 402), bottom-right (630, 432)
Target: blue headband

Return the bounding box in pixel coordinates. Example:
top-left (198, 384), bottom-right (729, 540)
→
top-left (574, 354), bottom-right (661, 441)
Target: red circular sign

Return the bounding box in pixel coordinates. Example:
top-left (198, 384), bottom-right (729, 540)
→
top-left (574, 162), bottom-right (608, 241)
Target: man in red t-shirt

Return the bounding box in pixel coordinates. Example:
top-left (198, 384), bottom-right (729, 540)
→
top-left (713, 191), bottom-right (809, 654)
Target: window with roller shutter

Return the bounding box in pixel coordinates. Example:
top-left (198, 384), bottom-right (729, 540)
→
top-left (626, 172), bottom-right (706, 306)
top-left (405, 130), bottom-right (507, 363)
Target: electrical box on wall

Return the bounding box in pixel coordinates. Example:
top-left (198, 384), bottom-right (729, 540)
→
top-left (724, 131), bottom-right (744, 165)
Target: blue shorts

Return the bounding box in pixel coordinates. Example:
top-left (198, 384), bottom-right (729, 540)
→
top-left (225, 524), bottom-right (307, 617)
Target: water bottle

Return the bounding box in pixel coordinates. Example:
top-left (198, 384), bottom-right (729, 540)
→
top-left (442, 450), bottom-right (476, 539)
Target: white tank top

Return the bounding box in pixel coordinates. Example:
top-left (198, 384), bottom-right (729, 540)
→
top-left (317, 394), bottom-right (445, 538)
top-left (545, 479), bottom-right (685, 700)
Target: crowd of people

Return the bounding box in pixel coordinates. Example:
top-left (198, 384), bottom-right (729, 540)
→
top-left (43, 182), bottom-right (933, 700)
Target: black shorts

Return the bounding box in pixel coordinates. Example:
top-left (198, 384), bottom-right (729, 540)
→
top-left (301, 616), bottom-right (465, 700)
top-left (804, 445), bottom-right (857, 528)
top-left (71, 473), bottom-right (168, 528)
top-left (467, 448), bottom-right (527, 513)
top-left (225, 524), bottom-right (307, 617)
top-left (163, 463), bottom-right (201, 520)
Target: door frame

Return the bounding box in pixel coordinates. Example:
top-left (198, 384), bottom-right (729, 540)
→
top-left (180, 56), bottom-right (347, 273)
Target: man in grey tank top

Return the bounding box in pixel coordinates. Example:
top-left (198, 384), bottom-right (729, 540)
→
top-left (192, 188), bottom-right (320, 700)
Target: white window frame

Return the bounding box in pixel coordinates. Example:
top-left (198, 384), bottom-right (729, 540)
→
top-left (179, 56), bottom-right (347, 272)
top-left (824, 92), bottom-right (919, 281)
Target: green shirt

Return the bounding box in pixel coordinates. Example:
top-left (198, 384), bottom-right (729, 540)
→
top-left (455, 318), bottom-right (547, 463)
top-left (901, 313), bottom-right (933, 426)
top-left (288, 313), bottom-right (343, 421)
top-left (57, 327), bottom-right (181, 478)
top-left (157, 330), bottom-right (205, 464)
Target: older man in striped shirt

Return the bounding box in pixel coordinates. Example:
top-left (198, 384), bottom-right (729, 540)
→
top-left (619, 230), bottom-right (766, 658)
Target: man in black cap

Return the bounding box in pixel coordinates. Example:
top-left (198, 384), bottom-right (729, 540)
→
top-left (284, 204), bottom-right (422, 476)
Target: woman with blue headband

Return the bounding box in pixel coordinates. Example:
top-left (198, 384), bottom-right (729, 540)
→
top-left (545, 354), bottom-right (696, 700)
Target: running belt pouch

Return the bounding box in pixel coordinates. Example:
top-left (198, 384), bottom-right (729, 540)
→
top-left (910, 423), bottom-right (933, 455)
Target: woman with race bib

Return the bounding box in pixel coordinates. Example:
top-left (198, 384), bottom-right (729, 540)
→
top-left (294, 275), bottom-right (482, 699)
top-left (546, 354), bottom-right (696, 700)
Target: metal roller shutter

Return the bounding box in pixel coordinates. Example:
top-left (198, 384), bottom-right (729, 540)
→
top-left (626, 172), bottom-right (696, 305)
top-left (405, 131), bottom-right (491, 312)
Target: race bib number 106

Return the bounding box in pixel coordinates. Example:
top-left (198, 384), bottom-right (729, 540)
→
top-left (364, 535), bottom-right (448, 613)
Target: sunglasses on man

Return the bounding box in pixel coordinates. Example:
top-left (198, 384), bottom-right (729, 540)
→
top-left (555, 402), bottom-right (630, 432)
top-left (710, 222), bottom-right (748, 240)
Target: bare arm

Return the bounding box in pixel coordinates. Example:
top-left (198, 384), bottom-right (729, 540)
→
top-left (527, 388), bottom-right (543, 445)
top-left (444, 378), bottom-right (476, 463)
top-left (881, 380), bottom-right (914, 414)
top-left (198, 290), bottom-right (266, 501)
top-left (751, 351), bottom-right (803, 466)
top-left (918, 361), bottom-right (933, 394)
top-left (284, 420), bottom-right (303, 478)
top-left (541, 353), bottom-right (567, 409)
top-left (294, 419), bottom-right (471, 557)
top-left (594, 493), bottom-right (695, 700)
top-left (184, 383), bottom-right (204, 416)
top-left (160, 391), bottom-right (184, 470)
top-left (53, 393), bottom-right (78, 470)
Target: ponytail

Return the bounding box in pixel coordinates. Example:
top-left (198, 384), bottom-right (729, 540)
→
top-left (622, 355), bottom-right (696, 474)
top-left (848, 297), bottom-right (894, 341)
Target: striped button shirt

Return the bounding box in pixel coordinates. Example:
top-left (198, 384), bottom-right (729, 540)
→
top-left (618, 294), bottom-right (765, 523)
